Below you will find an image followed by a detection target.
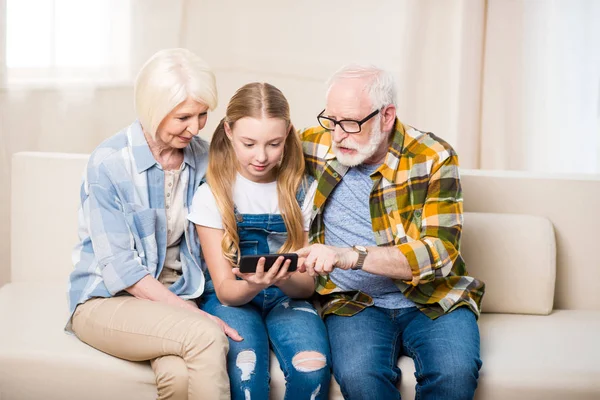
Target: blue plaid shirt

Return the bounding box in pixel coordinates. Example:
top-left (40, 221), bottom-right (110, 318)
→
top-left (67, 121), bottom-right (209, 325)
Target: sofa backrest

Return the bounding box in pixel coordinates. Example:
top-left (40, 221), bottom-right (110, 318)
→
top-left (10, 151), bottom-right (559, 315)
top-left (11, 152), bottom-right (88, 285)
top-left (461, 169), bottom-right (600, 311)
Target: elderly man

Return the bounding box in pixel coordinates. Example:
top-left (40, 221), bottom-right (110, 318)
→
top-left (297, 65), bottom-right (485, 400)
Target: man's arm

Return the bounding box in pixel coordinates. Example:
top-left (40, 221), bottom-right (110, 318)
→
top-left (394, 151), bottom-right (463, 285)
top-left (297, 151), bottom-right (463, 284)
top-left (297, 243), bottom-right (412, 280)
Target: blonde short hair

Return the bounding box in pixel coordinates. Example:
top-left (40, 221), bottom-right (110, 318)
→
top-left (134, 48), bottom-right (218, 138)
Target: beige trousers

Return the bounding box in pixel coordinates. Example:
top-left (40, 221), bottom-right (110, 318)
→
top-left (72, 296), bottom-right (230, 400)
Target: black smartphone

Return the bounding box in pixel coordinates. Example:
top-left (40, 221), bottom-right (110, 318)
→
top-left (238, 253), bottom-right (298, 273)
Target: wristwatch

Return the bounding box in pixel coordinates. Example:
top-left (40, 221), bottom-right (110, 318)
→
top-left (351, 245), bottom-right (368, 270)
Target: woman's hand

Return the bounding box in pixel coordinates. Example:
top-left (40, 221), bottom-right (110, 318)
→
top-left (196, 308), bottom-right (243, 342)
top-left (125, 276), bottom-right (244, 341)
top-left (232, 256), bottom-right (294, 288)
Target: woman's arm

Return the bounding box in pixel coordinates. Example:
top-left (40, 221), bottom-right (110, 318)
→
top-left (126, 275), bottom-right (199, 311)
top-left (86, 164), bottom-right (152, 295)
top-left (126, 276), bottom-right (242, 341)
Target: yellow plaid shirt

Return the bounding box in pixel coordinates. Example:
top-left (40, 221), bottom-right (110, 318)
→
top-left (301, 119), bottom-right (485, 320)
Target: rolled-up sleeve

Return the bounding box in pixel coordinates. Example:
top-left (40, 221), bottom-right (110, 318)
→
top-left (397, 153), bottom-right (463, 286)
top-left (86, 163), bottom-right (150, 295)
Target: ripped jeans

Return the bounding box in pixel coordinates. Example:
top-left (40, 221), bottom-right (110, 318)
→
top-left (200, 283), bottom-right (331, 400)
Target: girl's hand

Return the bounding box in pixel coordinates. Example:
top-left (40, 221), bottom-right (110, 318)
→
top-left (233, 256), bottom-right (294, 287)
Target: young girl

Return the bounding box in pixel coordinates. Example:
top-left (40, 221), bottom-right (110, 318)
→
top-left (187, 82), bottom-right (331, 400)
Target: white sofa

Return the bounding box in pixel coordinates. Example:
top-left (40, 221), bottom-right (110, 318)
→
top-left (1, 152), bottom-right (599, 399)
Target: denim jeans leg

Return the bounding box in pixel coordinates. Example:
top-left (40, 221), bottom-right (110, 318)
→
top-left (325, 306), bottom-right (403, 400)
top-left (266, 297), bottom-right (332, 400)
top-left (401, 307), bottom-right (482, 400)
top-left (201, 292), bottom-right (271, 400)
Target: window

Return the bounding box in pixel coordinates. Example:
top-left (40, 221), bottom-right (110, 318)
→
top-left (5, 0), bottom-right (131, 85)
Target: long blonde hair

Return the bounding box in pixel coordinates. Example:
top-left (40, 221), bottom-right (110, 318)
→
top-left (207, 82), bottom-right (305, 266)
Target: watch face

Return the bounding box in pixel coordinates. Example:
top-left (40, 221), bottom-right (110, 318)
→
top-left (355, 245), bottom-right (367, 253)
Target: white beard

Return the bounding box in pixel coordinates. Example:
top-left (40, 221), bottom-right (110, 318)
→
top-left (332, 119), bottom-right (387, 167)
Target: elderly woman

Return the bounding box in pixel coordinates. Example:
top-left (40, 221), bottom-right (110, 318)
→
top-left (67, 48), bottom-right (240, 400)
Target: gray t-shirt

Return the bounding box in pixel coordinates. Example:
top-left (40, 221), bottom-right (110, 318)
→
top-left (324, 163), bottom-right (415, 309)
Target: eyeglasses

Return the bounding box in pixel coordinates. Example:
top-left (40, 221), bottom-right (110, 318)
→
top-left (317, 109), bottom-right (380, 134)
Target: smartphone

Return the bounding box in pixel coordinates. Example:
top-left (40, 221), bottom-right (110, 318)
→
top-left (238, 253), bottom-right (298, 273)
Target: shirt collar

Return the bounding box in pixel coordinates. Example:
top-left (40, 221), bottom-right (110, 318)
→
top-left (376, 118), bottom-right (406, 182)
top-left (129, 120), bottom-right (199, 174)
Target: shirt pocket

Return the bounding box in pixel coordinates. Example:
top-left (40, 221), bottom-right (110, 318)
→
top-left (129, 208), bottom-right (159, 266)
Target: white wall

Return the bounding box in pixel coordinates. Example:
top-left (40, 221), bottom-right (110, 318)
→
top-left (1, 1), bottom-right (488, 287)
top-left (0, 87), bottom-right (136, 287)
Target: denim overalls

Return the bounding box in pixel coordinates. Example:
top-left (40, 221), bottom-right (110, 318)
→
top-left (200, 184), bottom-right (331, 400)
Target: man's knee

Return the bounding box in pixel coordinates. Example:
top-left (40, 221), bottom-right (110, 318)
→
top-left (336, 369), bottom-right (389, 399)
top-left (418, 356), bottom-right (480, 400)
top-left (436, 358), bottom-right (480, 387)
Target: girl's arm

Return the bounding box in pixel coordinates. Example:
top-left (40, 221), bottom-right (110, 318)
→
top-left (274, 271), bottom-right (315, 299)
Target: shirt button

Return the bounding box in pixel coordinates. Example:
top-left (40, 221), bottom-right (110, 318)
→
top-left (168, 229), bottom-right (172, 234)
top-left (166, 205), bottom-right (170, 209)
top-left (167, 193), bottom-right (171, 197)
top-left (333, 172), bottom-right (339, 178)
top-left (168, 182), bottom-right (172, 187)
top-left (313, 205), bottom-right (317, 211)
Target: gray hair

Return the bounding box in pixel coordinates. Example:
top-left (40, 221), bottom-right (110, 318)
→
top-left (134, 48), bottom-right (218, 139)
top-left (326, 64), bottom-right (397, 109)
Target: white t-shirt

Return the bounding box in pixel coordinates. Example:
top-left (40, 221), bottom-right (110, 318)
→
top-left (188, 173), bottom-right (316, 231)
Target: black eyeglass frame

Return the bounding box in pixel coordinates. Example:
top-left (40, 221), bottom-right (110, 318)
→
top-left (317, 109), bottom-right (380, 134)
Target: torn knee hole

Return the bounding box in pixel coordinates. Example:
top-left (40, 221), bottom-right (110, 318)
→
top-left (292, 351), bottom-right (327, 372)
top-left (236, 350), bottom-right (256, 381)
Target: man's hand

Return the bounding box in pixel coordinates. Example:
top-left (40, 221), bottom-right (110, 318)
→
top-left (296, 244), bottom-right (358, 276)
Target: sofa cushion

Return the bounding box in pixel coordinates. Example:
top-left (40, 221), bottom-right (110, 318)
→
top-left (3, 283), bottom-right (600, 400)
top-left (0, 282), bottom-right (417, 399)
top-left (462, 212), bottom-right (556, 315)
top-left (476, 311), bottom-right (600, 399)
top-left (0, 283), bottom-right (156, 400)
